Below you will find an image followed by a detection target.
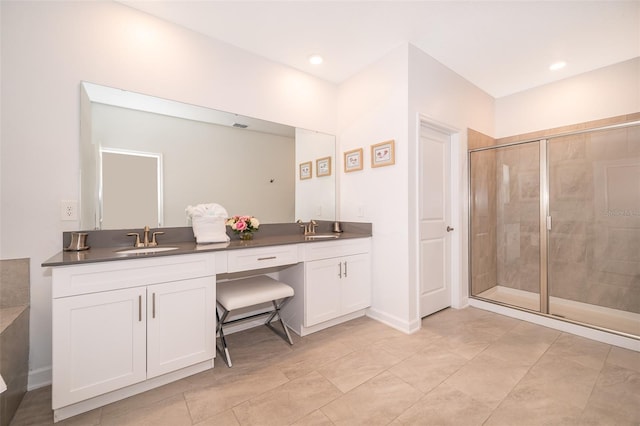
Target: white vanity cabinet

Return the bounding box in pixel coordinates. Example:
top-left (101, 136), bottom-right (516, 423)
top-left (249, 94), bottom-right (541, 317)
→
top-left (304, 253), bottom-right (371, 326)
top-left (281, 238), bottom-right (371, 335)
top-left (51, 253), bottom-right (215, 420)
top-left (46, 234), bottom-right (371, 421)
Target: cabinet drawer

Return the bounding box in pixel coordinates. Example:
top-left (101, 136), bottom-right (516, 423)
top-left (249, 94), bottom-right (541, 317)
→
top-left (226, 245), bottom-right (299, 272)
top-left (52, 253), bottom-right (216, 298)
top-left (304, 238), bottom-right (371, 261)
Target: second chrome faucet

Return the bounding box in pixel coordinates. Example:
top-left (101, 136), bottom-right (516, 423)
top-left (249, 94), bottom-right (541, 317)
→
top-left (297, 220), bottom-right (318, 236)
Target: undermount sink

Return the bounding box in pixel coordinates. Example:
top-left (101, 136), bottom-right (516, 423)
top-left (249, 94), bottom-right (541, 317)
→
top-left (117, 246), bottom-right (179, 255)
top-left (305, 234), bottom-right (340, 239)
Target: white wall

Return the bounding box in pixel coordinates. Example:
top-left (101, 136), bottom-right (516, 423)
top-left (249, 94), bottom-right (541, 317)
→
top-left (407, 45), bottom-right (495, 327)
top-left (337, 44), bottom-right (495, 333)
top-left (337, 45), bottom-right (411, 332)
top-left (0, 1), bottom-right (337, 388)
top-left (495, 58), bottom-right (640, 138)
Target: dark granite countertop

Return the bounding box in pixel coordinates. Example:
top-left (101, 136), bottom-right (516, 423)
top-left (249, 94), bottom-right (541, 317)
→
top-left (42, 222), bottom-right (372, 267)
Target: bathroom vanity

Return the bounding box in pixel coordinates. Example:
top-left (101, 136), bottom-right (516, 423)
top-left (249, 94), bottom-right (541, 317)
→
top-left (43, 226), bottom-right (371, 422)
top-left (48, 253), bottom-right (217, 419)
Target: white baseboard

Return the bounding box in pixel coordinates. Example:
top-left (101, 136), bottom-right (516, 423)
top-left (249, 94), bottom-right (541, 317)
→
top-left (222, 316), bottom-right (274, 335)
top-left (366, 308), bottom-right (419, 334)
top-left (53, 361), bottom-right (212, 422)
top-left (28, 366), bottom-right (52, 391)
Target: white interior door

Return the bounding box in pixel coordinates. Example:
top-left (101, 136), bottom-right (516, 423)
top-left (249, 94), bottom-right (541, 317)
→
top-left (419, 124), bottom-right (452, 317)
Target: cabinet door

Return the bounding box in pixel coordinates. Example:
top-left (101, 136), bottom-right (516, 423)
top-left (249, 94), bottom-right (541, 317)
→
top-left (305, 258), bottom-right (342, 327)
top-left (52, 287), bottom-right (146, 409)
top-left (146, 277), bottom-right (216, 378)
top-left (341, 253), bottom-right (372, 314)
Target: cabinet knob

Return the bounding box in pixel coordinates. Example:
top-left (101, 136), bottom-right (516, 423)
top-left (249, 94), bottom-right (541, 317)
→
top-left (446, 226), bottom-right (454, 232)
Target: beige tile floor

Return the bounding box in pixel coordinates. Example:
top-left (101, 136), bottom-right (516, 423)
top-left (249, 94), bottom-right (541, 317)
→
top-left (9, 307), bottom-right (640, 426)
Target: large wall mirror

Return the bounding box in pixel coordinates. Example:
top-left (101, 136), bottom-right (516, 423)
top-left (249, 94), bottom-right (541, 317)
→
top-left (80, 82), bottom-right (336, 230)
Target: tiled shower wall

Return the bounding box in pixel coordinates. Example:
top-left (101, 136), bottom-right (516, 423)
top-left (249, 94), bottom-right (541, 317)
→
top-left (548, 126), bottom-right (640, 314)
top-left (469, 131), bottom-right (497, 296)
top-left (495, 143), bottom-right (540, 295)
top-left (469, 131), bottom-right (541, 297)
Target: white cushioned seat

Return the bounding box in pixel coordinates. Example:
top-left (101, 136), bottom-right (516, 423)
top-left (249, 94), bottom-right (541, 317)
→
top-left (216, 275), bottom-right (295, 367)
top-left (217, 275), bottom-right (294, 311)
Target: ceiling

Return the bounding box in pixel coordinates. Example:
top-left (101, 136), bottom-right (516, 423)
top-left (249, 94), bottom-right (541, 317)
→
top-left (120, 1), bottom-right (639, 98)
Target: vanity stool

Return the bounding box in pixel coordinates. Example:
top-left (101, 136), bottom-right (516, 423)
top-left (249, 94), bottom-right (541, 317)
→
top-left (216, 275), bottom-right (294, 367)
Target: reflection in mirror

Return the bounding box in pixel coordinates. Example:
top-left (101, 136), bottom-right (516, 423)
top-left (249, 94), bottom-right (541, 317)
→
top-left (80, 82), bottom-right (336, 230)
top-left (100, 148), bottom-right (162, 228)
top-left (295, 129), bottom-right (336, 220)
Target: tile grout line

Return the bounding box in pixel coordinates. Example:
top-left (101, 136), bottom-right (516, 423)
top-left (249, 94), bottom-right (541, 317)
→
top-left (481, 326), bottom-right (564, 425)
top-left (577, 344), bottom-right (613, 421)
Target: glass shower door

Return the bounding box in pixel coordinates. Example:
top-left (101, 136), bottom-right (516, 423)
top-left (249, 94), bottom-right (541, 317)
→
top-left (470, 141), bottom-right (541, 312)
top-left (547, 125), bottom-right (640, 335)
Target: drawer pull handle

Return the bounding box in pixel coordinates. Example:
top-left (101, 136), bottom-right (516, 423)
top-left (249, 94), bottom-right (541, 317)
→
top-left (344, 261), bottom-right (348, 278)
top-left (258, 256), bottom-right (277, 261)
top-left (338, 262), bottom-right (342, 278)
top-left (138, 295), bottom-right (142, 322)
top-left (152, 293), bottom-right (156, 319)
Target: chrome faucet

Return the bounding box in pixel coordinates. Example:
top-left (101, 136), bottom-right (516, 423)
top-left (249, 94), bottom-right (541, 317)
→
top-left (296, 219), bottom-right (318, 236)
top-left (127, 225), bottom-right (165, 248)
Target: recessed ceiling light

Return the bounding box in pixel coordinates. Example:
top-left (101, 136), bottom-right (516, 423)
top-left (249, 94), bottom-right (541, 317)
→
top-left (309, 54), bottom-right (323, 65)
top-left (549, 61), bottom-right (566, 71)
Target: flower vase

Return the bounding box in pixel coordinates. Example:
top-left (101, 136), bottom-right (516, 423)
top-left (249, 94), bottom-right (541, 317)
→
top-left (239, 232), bottom-right (253, 241)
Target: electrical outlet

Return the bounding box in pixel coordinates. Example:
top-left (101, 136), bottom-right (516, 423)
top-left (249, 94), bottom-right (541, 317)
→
top-left (61, 200), bottom-right (78, 221)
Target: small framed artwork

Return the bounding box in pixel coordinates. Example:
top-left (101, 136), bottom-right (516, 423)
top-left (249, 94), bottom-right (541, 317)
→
top-left (344, 148), bottom-right (363, 173)
top-left (299, 161), bottom-right (312, 180)
top-left (316, 156), bottom-right (332, 177)
top-left (371, 139), bottom-right (395, 168)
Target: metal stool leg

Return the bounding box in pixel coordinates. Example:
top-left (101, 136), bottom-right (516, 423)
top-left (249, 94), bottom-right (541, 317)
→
top-left (264, 298), bottom-right (293, 345)
top-left (216, 306), bottom-right (232, 367)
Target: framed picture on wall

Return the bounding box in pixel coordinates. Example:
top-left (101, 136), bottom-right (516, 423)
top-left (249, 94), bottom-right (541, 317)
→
top-left (371, 140), bottom-right (395, 168)
top-left (344, 148), bottom-right (363, 172)
top-left (316, 156), bottom-right (332, 177)
top-left (299, 161), bottom-right (312, 180)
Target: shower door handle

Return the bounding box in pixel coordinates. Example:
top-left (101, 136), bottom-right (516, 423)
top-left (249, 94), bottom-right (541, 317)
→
top-left (446, 226), bottom-right (454, 232)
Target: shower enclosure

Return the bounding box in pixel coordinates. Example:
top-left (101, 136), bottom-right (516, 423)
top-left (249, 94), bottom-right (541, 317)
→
top-left (469, 122), bottom-right (639, 338)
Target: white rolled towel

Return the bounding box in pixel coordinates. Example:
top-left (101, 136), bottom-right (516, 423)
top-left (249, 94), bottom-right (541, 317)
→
top-left (186, 203), bottom-right (230, 244)
top-left (185, 203), bottom-right (228, 219)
